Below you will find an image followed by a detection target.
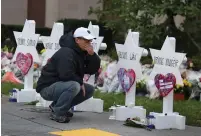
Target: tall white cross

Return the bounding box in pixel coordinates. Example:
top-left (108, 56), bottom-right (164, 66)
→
top-left (84, 22), bottom-right (104, 86)
top-left (41, 23), bottom-right (64, 66)
top-left (13, 20), bottom-right (40, 63)
top-left (116, 30), bottom-right (145, 106)
top-left (149, 36), bottom-right (186, 114)
top-left (12, 20), bottom-right (40, 90)
top-left (74, 23), bottom-right (105, 113)
top-left (88, 21), bottom-right (104, 55)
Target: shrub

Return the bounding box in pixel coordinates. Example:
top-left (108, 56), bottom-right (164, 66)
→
top-left (191, 54), bottom-right (201, 71)
top-left (140, 56), bottom-right (153, 65)
top-left (106, 48), bottom-right (118, 60)
top-left (1, 24), bottom-right (51, 53)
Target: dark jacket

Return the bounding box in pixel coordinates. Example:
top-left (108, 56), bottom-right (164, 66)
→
top-left (36, 32), bottom-right (101, 93)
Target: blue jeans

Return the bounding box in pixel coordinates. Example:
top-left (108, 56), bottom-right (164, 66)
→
top-left (39, 81), bottom-right (94, 116)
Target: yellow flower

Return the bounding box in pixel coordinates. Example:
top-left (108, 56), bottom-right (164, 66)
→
top-left (188, 82), bottom-right (192, 87)
top-left (176, 84), bottom-right (180, 89)
top-left (182, 79), bottom-right (192, 87)
top-left (40, 49), bottom-right (46, 54)
top-left (183, 79), bottom-right (188, 86)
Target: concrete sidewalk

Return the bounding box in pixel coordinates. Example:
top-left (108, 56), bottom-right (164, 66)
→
top-left (1, 95), bottom-right (201, 136)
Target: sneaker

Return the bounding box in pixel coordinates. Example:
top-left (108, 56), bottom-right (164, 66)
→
top-left (49, 105), bottom-right (74, 117)
top-left (49, 112), bottom-right (70, 123)
top-left (66, 111), bottom-right (73, 117)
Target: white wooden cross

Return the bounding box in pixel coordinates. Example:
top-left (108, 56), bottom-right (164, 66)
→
top-left (88, 21), bottom-right (104, 55)
top-left (84, 22), bottom-right (104, 86)
top-left (116, 30), bottom-right (145, 106)
top-left (12, 19), bottom-right (40, 102)
top-left (149, 36), bottom-right (186, 114)
top-left (35, 22), bottom-right (64, 107)
top-left (75, 22), bottom-right (105, 113)
top-left (41, 23), bottom-right (64, 66)
top-left (13, 20), bottom-right (40, 89)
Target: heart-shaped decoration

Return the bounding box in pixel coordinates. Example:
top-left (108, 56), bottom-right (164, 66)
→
top-left (16, 53), bottom-right (33, 75)
top-left (154, 73), bottom-right (176, 97)
top-left (117, 68), bottom-right (136, 92)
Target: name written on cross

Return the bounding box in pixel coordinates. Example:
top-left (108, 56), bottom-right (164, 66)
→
top-left (118, 51), bottom-right (138, 61)
top-left (154, 56), bottom-right (179, 67)
top-left (17, 38), bottom-right (36, 46)
top-left (45, 42), bottom-right (60, 50)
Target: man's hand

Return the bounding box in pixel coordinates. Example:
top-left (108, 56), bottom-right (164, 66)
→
top-left (81, 84), bottom-right (86, 97)
top-left (85, 45), bottom-right (94, 55)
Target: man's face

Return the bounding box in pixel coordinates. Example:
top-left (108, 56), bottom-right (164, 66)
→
top-left (75, 37), bottom-right (92, 50)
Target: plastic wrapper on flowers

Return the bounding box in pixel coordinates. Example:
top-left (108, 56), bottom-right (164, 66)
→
top-left (2, 72), bottom-right (23, 84)
top-left (188, 79), bottom-right (201, 100)
top-left (1, 59), bottom-right (24, 84)
top-left (1, 45), bottom-right (14, 60)
top-left (1, 48), bottom-right (43, 84)
top-left (95, 57), bottom-right (111, 87)
top-left (97, 61), bottom-right (122, 93)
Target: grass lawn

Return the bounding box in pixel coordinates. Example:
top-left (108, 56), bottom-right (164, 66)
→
top-left (1, 82), bottom-right (36, 95)
top-left (2, 82), bottom-right (24, 95)
top-left (2, 82), bottom-right (201, 127)
top-left (94, 91), bottom-right (201, 127)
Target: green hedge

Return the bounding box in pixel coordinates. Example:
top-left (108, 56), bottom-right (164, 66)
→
top-left (1, 24), bottom-right (52, 42)
top-left (1, 24), bottom-right (52, 53)
top-left (191, 54), bottom-right (201, 71)
top-left (140, 56), bottom-right (153, 65)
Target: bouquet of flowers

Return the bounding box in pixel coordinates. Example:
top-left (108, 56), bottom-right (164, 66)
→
top-left (174, 79), bottom-right (192, 92)
top-left (174, 79), bottom-right (192, 93)
top-left (189, 78), bottom-right (201, 100)
top-left (174, 84), bottom-right (184, 94)
top-left (1, 45), bottom-right (14, 60)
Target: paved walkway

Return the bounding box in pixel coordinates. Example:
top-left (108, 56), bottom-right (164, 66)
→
top-left (1, 96), bottom-right (201, 136)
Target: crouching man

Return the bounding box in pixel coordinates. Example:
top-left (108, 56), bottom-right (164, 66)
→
top-left (36, 27), bottom-right (100, 123)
